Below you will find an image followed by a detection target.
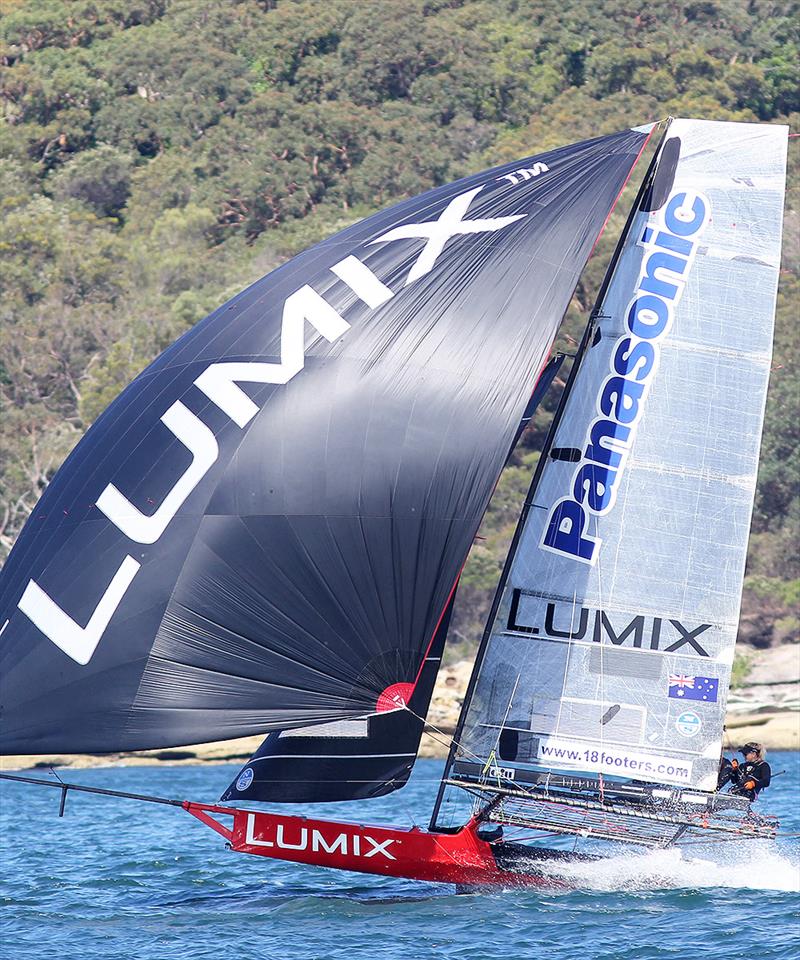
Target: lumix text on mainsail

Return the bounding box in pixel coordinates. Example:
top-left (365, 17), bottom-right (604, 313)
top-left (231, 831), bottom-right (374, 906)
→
top-left (507, 589), bottom-right (714, 657)
top-left (541, 189), bottom-right (711, 565)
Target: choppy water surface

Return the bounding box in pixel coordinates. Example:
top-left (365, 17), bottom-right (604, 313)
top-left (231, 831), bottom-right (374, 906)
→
top-left (2, 755), bottom-right (798, 960)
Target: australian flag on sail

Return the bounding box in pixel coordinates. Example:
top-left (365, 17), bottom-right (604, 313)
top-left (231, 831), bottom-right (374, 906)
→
top-left (668, 675), bottom-right (719, 703)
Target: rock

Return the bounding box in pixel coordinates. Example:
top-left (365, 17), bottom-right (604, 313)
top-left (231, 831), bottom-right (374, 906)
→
top-left (722, 712), bottom-right (800, 751)
top-left (741, 644), bottom-right (800, 686)
top-left (728, 645), bottom-right (800, 731)
top-left (0, 735), bottom-right (266, 772)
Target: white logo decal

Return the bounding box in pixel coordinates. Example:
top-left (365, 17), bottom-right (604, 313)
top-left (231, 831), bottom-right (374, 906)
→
top-left (96, 402), bottom-right (218, 544)
top-left (368, 185), bottom-right (526, 284)
top-left (496, 162), bottom-right (550, 186)
top-left (236, 767), bottom-right (255, 792)
top-left (676, 711), bottom-right (701, 738)
top-left (194, 284), bottom-right (350, 428)
top-left (244, 814), bottom-right (397, 860)
top-left (17, 555), bottom-right (141, 666)
top-left (18, 284), bottom-right (350, 663)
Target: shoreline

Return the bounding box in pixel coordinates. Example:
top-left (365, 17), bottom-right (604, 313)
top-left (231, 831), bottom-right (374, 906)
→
top-left (4, 653), bottom-right (797, 773)
top-left (2, 709), bottom-right (798, 773)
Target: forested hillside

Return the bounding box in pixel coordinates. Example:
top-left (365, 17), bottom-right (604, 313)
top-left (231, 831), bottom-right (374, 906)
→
top-left (1, 0), bottom-right (797, 655)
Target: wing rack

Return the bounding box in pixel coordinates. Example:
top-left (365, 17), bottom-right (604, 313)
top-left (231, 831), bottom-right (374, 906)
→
top-left (448, 780), bottom-right (779, 848)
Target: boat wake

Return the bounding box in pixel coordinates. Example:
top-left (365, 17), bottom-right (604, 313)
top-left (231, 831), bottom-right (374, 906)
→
top-left (538, 841), bottom-right (800, 893)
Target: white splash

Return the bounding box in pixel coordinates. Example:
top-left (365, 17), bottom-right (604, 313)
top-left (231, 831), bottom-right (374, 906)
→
top-left (540, 841), bottom-right (800, 893)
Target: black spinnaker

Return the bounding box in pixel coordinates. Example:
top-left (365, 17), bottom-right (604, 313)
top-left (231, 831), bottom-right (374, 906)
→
top-left (0, 129), bottom-right (649, 776)
top-left (222, 355), bottom-right (564, 803)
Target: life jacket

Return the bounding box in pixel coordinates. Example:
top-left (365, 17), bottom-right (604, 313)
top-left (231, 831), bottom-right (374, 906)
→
top-left (732, 758), bottom-right (771, 798)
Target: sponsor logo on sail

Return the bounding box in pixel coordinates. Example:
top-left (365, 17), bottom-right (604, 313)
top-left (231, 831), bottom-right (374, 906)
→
top-left (487, 765), bottom-right (515, 781)
top-left (16, 184), bottom-right (528, 665)
top-left (496, 162), bottom-right (549, 186)
top-left (236, 767), bottom-right (255, 792)
top-left (507, 590), bottom-right (714, 657)
top-left (536, 738), bottom-right (692, 782)
top-left (541, 189), bottom-right (711, 565)
top-left (675, 711), bottom-right (701, 737)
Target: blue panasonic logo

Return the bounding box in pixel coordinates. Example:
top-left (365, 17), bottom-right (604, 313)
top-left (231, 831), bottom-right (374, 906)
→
top-left (542, 189), bottom-right (711, 565)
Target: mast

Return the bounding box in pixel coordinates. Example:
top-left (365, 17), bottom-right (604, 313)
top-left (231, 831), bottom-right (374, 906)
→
top-left (430, 121), bottom-right (671, 828)
top-left (432, 118), bottom-right (788, 825)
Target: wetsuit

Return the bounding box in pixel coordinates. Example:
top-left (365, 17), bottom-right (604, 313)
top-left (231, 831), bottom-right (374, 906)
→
top-left (717, 757), bottom-right (736, 790)
top-left (730, 758), bottom-right (771, 799)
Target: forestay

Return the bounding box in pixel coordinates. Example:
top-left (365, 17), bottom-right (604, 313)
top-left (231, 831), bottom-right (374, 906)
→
top-left (449, 119), bottom-right (788, 794)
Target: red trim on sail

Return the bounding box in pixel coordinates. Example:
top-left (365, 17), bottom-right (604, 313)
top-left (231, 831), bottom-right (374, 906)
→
top-left (376, 682), bottom-right (416, 712)
top-left (406, 349), bottom-right (560, 698)
top-left (588, 125), bottom-right (656, 258)
top-left (410, 573), bottom-right (463, 691)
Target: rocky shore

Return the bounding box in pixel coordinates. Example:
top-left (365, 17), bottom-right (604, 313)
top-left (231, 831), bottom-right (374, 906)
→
top-left (3, 645), bottom-right (797, 773)
top-left (721, 643), bottom-right (799, 751)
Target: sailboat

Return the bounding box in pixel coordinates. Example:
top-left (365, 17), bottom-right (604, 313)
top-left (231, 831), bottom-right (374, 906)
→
top-left (0, 118), bottom-right (788, 889)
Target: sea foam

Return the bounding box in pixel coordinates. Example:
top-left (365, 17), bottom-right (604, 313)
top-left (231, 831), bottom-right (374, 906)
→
top-left (539, 840), bottom-right (800, 892)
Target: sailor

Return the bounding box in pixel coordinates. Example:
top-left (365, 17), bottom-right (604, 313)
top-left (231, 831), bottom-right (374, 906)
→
top-left (720, 742), bottom-right (771, 800)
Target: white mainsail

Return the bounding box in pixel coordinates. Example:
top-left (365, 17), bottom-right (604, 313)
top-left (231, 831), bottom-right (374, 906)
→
top-left (456, 119), bottom-right (788, 792)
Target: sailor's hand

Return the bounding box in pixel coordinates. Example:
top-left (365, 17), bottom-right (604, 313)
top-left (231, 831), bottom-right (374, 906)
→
top-left (730, 759), bottom-right (739, 770)
top-left (743, 779), bottom-right (756, 791)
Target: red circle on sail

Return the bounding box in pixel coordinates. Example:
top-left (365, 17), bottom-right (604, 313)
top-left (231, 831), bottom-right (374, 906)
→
top-left (376, 682), bottom-right (414, 713)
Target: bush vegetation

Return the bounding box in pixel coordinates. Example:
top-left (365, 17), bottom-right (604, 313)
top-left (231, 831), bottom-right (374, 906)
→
top-left (1, 0), bottom-right (797, 652)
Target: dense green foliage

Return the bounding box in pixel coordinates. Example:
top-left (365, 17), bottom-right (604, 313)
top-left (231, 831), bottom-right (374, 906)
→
top-left (1, 0), bottom-right (797, 652)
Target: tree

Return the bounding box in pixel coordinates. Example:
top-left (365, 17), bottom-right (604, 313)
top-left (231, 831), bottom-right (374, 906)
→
top-left (0, 0), bottom-right (796, 662)
top-left (49, 143), bottom-right (133, 218)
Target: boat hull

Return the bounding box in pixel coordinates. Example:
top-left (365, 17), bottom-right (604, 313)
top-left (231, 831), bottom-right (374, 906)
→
top-left (185, 802), bottom-right (572, 887)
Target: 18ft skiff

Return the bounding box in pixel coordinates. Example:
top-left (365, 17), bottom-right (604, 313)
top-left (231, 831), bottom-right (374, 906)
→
top-left (0, 117), bottom-right (788, 888)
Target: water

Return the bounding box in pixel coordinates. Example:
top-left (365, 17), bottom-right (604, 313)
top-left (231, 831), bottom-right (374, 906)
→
top-left (2, 755), bottom-right (798, 960)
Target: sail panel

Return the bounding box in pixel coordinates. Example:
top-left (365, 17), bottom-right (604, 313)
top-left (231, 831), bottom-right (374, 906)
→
top-left (0, 130), bottom-right (648, 754)
top-left (220, 590), bottom-right (455, 803)
top-left (449, 120), bottom-right (788, 793)
top-left (220, 354), bottom-right (566, 804)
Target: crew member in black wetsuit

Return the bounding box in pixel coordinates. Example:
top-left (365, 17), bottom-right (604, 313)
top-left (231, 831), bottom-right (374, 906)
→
top-left (718, 742), bottom-right (771, 800)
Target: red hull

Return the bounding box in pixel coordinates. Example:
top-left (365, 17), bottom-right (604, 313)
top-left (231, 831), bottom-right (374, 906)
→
top-left (185, 802), bottom-right (556, 888)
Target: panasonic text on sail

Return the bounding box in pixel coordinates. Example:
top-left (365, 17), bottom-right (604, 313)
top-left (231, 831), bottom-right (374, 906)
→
top-left (541, 189), bottom-right (710, 565)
